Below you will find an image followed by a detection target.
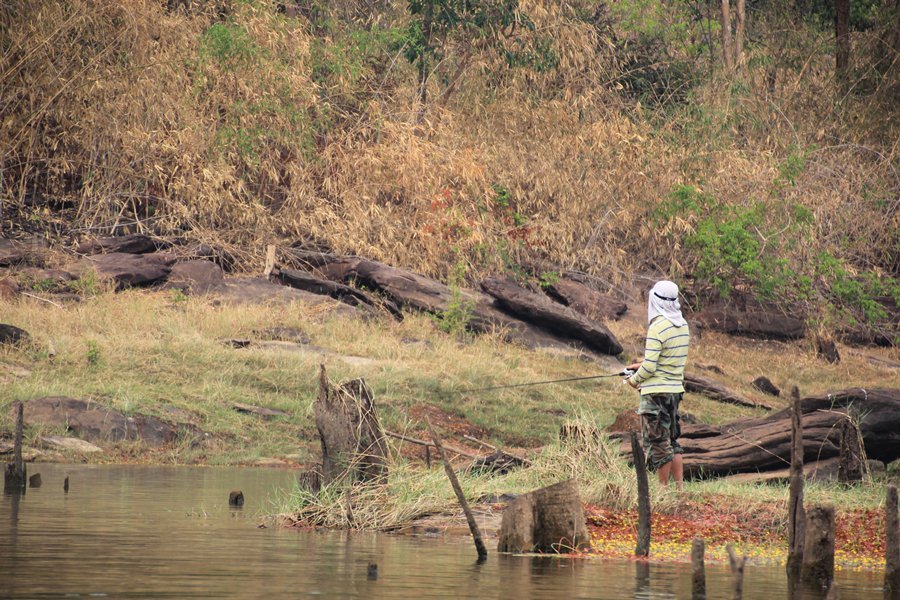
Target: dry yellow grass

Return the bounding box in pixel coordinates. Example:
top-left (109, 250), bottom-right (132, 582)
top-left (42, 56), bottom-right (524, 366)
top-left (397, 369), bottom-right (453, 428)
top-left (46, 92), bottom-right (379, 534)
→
top-left (1, 0), bottom-right (895, 292)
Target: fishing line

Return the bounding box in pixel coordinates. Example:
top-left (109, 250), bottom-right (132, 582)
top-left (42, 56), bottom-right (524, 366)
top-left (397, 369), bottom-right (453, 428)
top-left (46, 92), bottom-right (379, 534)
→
top-left (447, 371), bottom-right (632, 395)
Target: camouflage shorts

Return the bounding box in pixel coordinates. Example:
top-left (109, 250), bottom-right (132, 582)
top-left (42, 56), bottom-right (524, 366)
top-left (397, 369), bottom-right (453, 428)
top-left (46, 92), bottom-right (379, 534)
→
top-left (638, 393), bottom-right (683, 471)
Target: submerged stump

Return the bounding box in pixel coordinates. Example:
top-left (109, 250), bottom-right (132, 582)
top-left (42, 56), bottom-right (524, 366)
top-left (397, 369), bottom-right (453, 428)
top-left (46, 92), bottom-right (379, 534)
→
top-left (314, 365), bottom-right (388, 486)
top-left (4, 402), bottom-right (26, 494)
top-left (497, 479), bottom-right (589, 553)
top-left (801, 504), bottom-right (835, 589)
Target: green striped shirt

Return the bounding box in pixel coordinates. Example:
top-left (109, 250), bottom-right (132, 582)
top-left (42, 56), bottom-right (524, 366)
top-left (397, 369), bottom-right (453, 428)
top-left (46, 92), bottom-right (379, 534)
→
top-left (628, 316), bottom-right (690, 395)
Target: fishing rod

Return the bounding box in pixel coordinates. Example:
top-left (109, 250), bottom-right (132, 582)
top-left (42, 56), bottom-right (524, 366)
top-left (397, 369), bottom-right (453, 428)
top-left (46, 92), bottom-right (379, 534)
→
top-left (448, 370), bottom-right (635, 395)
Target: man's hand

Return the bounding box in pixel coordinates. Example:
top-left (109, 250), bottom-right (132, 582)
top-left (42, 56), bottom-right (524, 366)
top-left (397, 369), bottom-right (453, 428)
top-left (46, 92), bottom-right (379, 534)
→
top-left (625, 362), bottom-right (642, 372)
top-left (625, 378), bottom-right (640, 390)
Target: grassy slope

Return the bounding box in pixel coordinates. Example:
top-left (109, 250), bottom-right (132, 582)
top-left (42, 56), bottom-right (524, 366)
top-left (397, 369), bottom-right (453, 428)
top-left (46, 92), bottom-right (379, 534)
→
top-left (1, 290), bottom-right (896, 518)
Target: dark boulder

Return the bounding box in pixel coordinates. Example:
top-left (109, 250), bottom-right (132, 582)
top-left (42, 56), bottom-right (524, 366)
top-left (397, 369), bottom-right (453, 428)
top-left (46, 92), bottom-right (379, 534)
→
top-left (20, 396), bottom-right (202, 447)
top-left (0, 324), bottom-right (29, 346)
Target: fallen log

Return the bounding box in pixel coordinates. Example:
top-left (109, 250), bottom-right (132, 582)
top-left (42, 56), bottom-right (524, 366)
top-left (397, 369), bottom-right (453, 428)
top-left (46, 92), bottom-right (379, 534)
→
top-left (543, 276), bottom-right (627, 322)
top-left (287, 249), bottom-right (622, 357)
top-left (684, 372), bottom-right (772, 410)
top-left (277, 268), bottom-right (402, 318)
top-left (695, 303), bottom-right (806, 340)
top-left (678, 388), bottom-right (900, 478)
top-left (480, 277), bottom-right (623, 356)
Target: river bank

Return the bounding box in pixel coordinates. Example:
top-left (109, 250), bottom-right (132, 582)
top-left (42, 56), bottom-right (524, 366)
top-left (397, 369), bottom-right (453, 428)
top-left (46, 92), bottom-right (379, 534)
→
top-left (1, 287), bottom-right (898, 573)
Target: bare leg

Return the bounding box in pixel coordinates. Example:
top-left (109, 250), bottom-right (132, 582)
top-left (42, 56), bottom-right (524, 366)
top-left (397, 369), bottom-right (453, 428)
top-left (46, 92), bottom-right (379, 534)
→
top-left (672, 454), bottom-right (684, 490)
top-left (657, 460), bottom-right (672, 486)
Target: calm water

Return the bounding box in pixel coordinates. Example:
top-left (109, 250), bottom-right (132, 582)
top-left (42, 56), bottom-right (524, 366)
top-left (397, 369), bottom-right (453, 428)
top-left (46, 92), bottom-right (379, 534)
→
top-left (0, 464), bottom-right (885, 599)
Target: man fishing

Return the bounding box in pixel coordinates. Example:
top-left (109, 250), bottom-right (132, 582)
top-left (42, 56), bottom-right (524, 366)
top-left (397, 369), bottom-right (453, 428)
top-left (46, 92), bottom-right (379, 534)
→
top-left (625, 280), bottom-right (690, 490)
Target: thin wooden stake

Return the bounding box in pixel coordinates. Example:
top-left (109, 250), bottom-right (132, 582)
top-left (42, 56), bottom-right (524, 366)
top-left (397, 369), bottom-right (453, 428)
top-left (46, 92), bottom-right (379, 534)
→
top-left (726, 543), bottom-right (747, 600)
top-left (787, 386), bottom-right (806, 577)
top-left (426, 419), bottom-right (487, 561)
top-left (692, 537), bottom-right (706, 599)
top-left (631, 432), bottom-right (651, 557)
top-left (886, 485), bottom-right (900, 597)
top-left (4, 402), bottom-right (26, 494)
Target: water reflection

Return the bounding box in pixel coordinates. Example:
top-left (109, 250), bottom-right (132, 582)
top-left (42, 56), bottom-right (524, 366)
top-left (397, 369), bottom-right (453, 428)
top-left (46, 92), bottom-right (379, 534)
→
top-left (0, 464), bottom-right (888, 599)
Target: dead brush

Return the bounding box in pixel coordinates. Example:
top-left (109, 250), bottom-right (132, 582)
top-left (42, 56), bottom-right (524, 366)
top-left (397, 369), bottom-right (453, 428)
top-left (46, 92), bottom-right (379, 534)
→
top-left (1, 0), bottom-right (896, 330)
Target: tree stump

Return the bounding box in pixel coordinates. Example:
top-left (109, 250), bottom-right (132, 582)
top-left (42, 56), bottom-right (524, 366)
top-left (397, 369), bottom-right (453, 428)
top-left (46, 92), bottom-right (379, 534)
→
top-left (497, 479), bottom-right (590, 553)
top-left (4, 402), bottom-right (26, 494)
top-left (801, 504), bottom-right (835, 588)
top-left (314, 365), bottom-right (388, 486)
top-left (691, 538), bottom-right (706, 599)
top-left (838, 415), bottom-right (864, 484)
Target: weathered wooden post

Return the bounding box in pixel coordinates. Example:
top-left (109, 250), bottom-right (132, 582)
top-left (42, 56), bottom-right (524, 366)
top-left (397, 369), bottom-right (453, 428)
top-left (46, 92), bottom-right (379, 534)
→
top-left (314, 365), bottom-right (389, 486)
top-left (631, 432), bottom-right (651, 557)
top-left (801, 504), bottom-right (835, 589)
top-left (726, 543), bottom-right (747, 600)
top-left (787, 386), bottom-right (806, 577)
top-left (692, 537), bottom-right (706, 599)
top-left (838, 411), bottom-right (864, 484)
top-left (3, 402), bottom-right (26, 494)
top-left (428, 419), bottom-right (487, 561)
top-left (886, 485), bottom-right (900, 598)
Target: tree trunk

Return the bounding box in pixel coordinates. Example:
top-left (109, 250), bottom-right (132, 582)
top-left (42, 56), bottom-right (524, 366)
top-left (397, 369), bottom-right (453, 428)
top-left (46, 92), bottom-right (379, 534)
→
top-left (734, 0), bottom-right (746, 66)
top-left (835, 0), bottom-right (850, 85)
top-left (497, 479), bottom-right (590, 553)
top-left (314, 365), bottom-right (389, 486)
top-left (721, 0), bottom-right (734, 70)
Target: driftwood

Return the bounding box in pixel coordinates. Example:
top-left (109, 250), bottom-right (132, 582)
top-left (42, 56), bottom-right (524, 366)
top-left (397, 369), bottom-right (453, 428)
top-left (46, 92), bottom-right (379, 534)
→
top-left (480, 277), bottom-right (623, 356)
top-left (427, 420), bottom-right (488, 561)
top-left (684, 372), bottom-right (772, 410)
top-left (314, 365), bottom-right (389, 486)
top-left (676, 388), bottom-right (900, 478)
top-left (286, 249), bottom-right (622, 357)
top-left (277, 268), bottom-right (402, 318)
top-left (695, 303), bottom-right (807, 340)
top-left (383, 430), bottom-right (479, 459)
top-left (497, 479), bottom-right (590, 554)
top-left (543, 277), bottom-right (627, 322)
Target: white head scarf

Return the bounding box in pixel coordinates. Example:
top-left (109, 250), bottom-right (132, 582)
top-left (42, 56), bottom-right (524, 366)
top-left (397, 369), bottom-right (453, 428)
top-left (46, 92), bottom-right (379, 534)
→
top-left (648, 280), bottom-right (686, 327)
